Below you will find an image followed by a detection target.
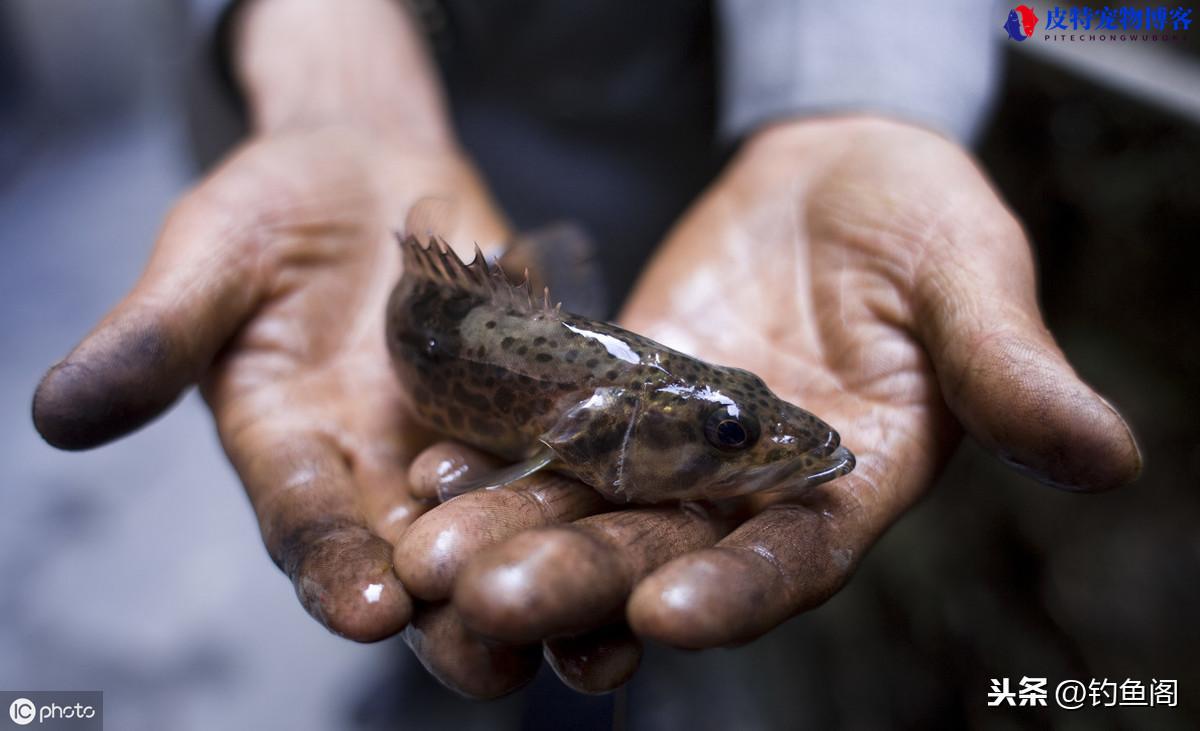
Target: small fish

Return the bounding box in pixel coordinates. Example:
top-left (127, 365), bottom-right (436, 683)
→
top-left (386, 235), bottom-right (855, 504)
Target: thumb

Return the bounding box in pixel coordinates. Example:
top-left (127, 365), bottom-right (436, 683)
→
top-left (33, 190), bottom-right (265, 450)
top-left (403, 182), bottom-right (511, 260)
top-left (914, 222), bottom-right (1142, 492)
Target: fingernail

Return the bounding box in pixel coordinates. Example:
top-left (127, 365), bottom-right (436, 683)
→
top-left (1094, 393), bottom-right (1144, 478)
top-left (997, 389), bottom-right (1143, 493)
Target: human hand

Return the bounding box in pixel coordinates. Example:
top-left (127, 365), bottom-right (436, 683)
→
top-left (31, 0), bottom-right (511, 645)
top-left (396, 116), bottom-right (1142, 693)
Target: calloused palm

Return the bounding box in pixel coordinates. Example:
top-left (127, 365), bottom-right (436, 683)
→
top-left (396, 118), bottom-right (1141, 694)
top-left (33, 124), bottom-right (509, 641)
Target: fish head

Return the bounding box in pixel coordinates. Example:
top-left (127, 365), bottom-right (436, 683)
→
top-left (550, 369), bottom-right (854, 503)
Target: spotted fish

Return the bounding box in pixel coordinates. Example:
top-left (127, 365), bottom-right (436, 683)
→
top-left (386, 236), bottom-right (855, 504)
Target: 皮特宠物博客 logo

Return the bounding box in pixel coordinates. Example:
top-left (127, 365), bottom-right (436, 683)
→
top-left (1003, 5), bottom-right (1193, 41)
top-left (1003, 5), bottom-right (1040, 40)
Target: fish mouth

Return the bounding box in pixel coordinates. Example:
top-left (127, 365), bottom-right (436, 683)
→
top-left (799, 446), bottom-right (856, 489)
top-left (711, 445), bottom-right (857, 501)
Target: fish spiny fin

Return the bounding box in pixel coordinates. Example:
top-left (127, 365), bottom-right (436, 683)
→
top-left (468, 243), bottom-right (491, 290)
top-left (397, 233), bottom-right (552, 314)
top-left (431, 239), bottom-right (461, 286)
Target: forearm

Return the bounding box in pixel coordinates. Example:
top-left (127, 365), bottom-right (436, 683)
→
top-left (233, 0), bottom-right (453, 146)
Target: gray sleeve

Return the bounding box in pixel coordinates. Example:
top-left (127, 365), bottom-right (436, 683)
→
top-left (716, 0), bottom-right (1002, 144)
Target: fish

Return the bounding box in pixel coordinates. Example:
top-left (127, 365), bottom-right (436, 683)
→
top-left (385, 235), bottom-right (855, 504)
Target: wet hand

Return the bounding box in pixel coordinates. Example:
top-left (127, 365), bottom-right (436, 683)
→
top-left (33, 0), bottom-right (530, 654)
top-left (32, 120), bottom-right (511, 641)
top-left (399, 117), bottom-right (1141, 692)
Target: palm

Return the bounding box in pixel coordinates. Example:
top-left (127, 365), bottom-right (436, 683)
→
top-left (621, 132), bottom-right (963, 529)
top-left (34, 124), bottom-right (509, 641)
top-left (190, 128), bottom-right (513, 639)
top-left (197, 131), bottom-right (422, 545)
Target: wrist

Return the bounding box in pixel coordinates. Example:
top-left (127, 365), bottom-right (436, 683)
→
top-left (747, 115), bottom-right (913, 153)
top-left (724, 115), bottom-right (956, 190)
top-left (232, 0), bottom-right (453, 146)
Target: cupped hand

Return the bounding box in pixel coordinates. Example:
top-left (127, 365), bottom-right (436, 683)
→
top-left (398, 117), bottom-right (1142, 692)
top-left (32, 122), bottom-right (510, 643)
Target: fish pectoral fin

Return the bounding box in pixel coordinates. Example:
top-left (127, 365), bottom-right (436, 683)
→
top-left (437, 447), bottom-right (556, 503)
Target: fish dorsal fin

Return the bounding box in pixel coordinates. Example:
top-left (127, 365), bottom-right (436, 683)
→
top-left (496, 221), bottom-right (608, 319)
top-left (397, 234), bottom-right (556, 315)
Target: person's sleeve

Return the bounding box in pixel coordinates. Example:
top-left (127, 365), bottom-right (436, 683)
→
top-left (717, 0), bottom-right (1002, 144)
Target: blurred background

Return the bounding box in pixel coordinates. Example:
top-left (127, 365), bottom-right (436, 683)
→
top-left (1, 1), bottom-right (1196, 729)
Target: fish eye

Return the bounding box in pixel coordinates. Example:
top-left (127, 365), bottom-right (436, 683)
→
top-left (704, 406), bottom-right (759, 452)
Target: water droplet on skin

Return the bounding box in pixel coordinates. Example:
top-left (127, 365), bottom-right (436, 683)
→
top-left (830, 548), bottom-right (854, 572)
top-left (435, 459), bottom-right (470, 485)
top-left (384, 504), bottom-right (414, 528)
top-left (661, 583), bottom-right (696, 610)
top-left (363, 583), bottom-right (384, 604)
top-left (433, 529), bottom-right (457, 556)
top-left (494, 565), bottom-right (530, 595)
top-left (282, 466), bottom-right (319, 491)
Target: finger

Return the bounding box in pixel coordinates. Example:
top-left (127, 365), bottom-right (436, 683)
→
top-left (359, 469), bottom-right (426, 548)
top-left (235, 428), bottom-right (411, 642)
top-left (395, 442), bottom-right (610, 600)
top-left (404, 190), bottom-right (510, 259)
top-left (544, 623), bottom-right (642, 694)
top-left (32, 187), bottom-right (264, 450)
top-left (628, 472), bottom-right (887, 649)
top-left (454, 506), bottom-right (727, 643)
top-left (914, 217), bottom-right (1141, 491)
top-left (404, 602), bottom-right (541, 699)
top-left (350, 408), bottom-right (434, 546)
top-left (406, 440), bottom-right (501, 502)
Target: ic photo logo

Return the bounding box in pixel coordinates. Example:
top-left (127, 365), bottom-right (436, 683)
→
top-left (8, 699), bottom-right (35, 726)
top-left (2, 693), bottom-right (101, 729)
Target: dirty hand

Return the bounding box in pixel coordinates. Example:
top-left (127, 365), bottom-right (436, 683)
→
top-left (399, 116), bottom-right (1142, 695)
top-left (32, 0), bottom-right (510, 644)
